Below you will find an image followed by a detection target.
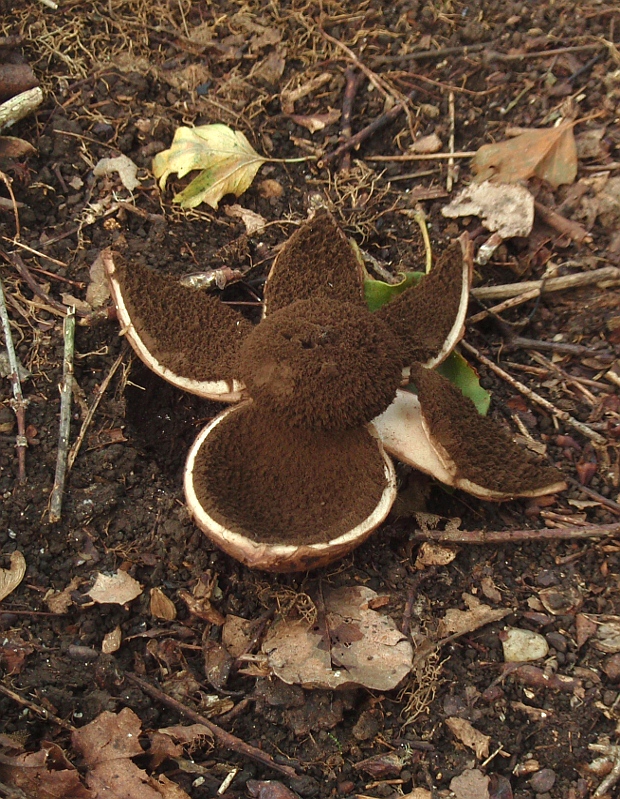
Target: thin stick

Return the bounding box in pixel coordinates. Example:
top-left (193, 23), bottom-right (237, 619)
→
top-left (318, 27), bottom-right (391, 99)
top-left (318, 88), bottom-right (416, 168)
top-left (367, 151), bottom-right (476, 161)
top-left (468, 287), bottom-right (541, 324)
top-left (339, 67), bottom-right (361, 171)
top-left (0, 171), bottom-right (19, 239)
top-left (49, 307), bottom-right (75, 523)
top-left (0, 683), bottom-right (74, 731)
top-left (371, 42), bottom-right (603, 67)
top-left (460, 340), bottom-right (607, 445)
top-left (411, 521), bottom-right (620, 544)
top-left (565, 476), bottom-right (620, 517)
top-left (0, 275), bottom-right (27, 482)
top-left (471, 265), bottom-right (620, 301)
top-left (506, 336), bottom-right (607, 357)
top-left (534, 200), bottom-right (591, 244)
top-left (67, 349), bottom-right (125, 472)
top-left (447, 91), bottom-right (456, 193)
top-left (124, 673), bottom-right (297, 778)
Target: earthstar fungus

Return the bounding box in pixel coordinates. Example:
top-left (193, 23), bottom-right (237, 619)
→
top-left (104, 210), bottom-right (566, 571)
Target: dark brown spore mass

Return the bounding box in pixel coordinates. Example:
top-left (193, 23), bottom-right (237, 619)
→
top-left (264, 209), bottom-right (365, 314)
top-left (378, 242), bottom-right (464, 366)
top-left (240, 298), bottom-right (402, 430)
top-left (192, 403), bottom-right (388, 545)
top-left (115, 256), bottom-right (251, 382)
top-left (412, 365), bottom-right (564, 494)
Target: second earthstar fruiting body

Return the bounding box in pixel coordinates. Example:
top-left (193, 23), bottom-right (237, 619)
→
top-left (104, 210), bottom-right (566, 571)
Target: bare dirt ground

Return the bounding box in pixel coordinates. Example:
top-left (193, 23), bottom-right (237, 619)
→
top-left (1, 2), bottom-right (620, 798)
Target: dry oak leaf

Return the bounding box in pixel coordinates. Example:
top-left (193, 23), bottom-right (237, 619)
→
top-left (0, 739), bottom-right (92, 799)
top-left (263, 585), bottom-right (413, 690)
top-left (72, 708), bottom-right (191, 799)
top-left (445, 717), bottom-right (490, 760)
top-left (0, 551), bottom-right (26, 602)
top-left (152, 124), bottom-right (266, 209)
top-left (86, 570), bottom-right (142, 606)
top-left (471, 120), bottom-right (578, 188)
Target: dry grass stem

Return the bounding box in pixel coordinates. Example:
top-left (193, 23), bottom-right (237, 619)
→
top-left (49, 306), bottom-right (75, 523)
top-left (471, 266), bottom-right (620, 301)
top-left (0, 275), bottom-right (27, 483)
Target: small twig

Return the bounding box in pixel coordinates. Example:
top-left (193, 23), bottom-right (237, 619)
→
top-left (339, 67), bottom-right (361, 171)
top-left (566, 476), bottom-right (620, 517)
top-left (534, 200), bottom-right (592, 244)
top-left (318, 27), bottom-right (391, 99)
top-left (471, 265), bottom-right (620, 301)
top-left (0, 275), bottom-right (27, 483)
top-left (411, 521), bottom-right (620, 543)
top-left (528, 350), bottom-right (597, 405)
top-left (124, 673), bottom-right (298, 778)
top-left (0, 683), bottom-right (74, 731)
top-left (67, 349), bottom-right (125, 472)
top-left (447, 91), bottom-right (456, 193)
top-left (0, 171), bottom-right (20, 239)
top-left (371, 42), bottom-right (490, 67)
top-left (468, 287), bottom-right (541, 324)
top-left (318, 89), bottom-right (416, 168)
top-left (0, 87), bottom-right (43, 132)
top-left (461, 340), bottom-right (607, 445)
top-left (1, 249), bottom-right (73, 316)
top-left (49, 307), bottom-right (75, 523)
top-left (505, 335), bottom-right (608, 357)
top-left (589, 742), bottom-right (620, 798)
top-left (367, 150), bottom-right (476, 162)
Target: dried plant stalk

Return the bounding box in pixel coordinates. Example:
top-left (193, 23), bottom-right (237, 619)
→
top-left (0, 275), bottom-right (27, 483)
top-left (49, 307), bottom-right (75, 522)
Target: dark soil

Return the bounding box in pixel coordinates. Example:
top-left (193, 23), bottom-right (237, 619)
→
top-left (1, 2), bottom-right (620, 799)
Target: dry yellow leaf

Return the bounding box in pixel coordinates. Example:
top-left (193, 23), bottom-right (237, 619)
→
top-left (471, 121), bottom-right (578, 188)
top-left (0, 551), bottom-right (26, 602)
top-left (152, 124), bottom-right (266, 209)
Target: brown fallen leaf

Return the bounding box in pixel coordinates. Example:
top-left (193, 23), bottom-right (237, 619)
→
top-left (0, 135), bottom-right (36, 159)
top-left (150, 587), bottom-right (177, 621)
top-left (45, 576), bottom-right (83, 614)
top-left (415, 541), bottom-right (457, 569)
top-left (101, 625), bottom-right (122, 654)
top-left (0, 740), bottom-right (92, 799)
top-left (0, 550), bottom-right (26, 602)
top-left (445, 717), bottom-right (490, 760)
top-left (72, 708), bottom-right (192, 799)
top-left (222, 614), bottom-right (253, 658)
top-left (86, 570), bottom-right (142, 606)
top-left (471, 121), bottom-right (577, 189)
top-left (438, 594), bottom-right (511, 639)
top-left (263, 585), bottom-right (412, 690)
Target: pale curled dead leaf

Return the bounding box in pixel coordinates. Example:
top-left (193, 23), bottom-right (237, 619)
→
top-left (438, 594), bottom-right (510, 639)
top-left (86, 570), bottom-right (142, 606)
top-left (45, 576), bottom-right (83, 614)
top-left (263, 585), bottom-right (413, 690)
top-left (0, 740), bottom-right (92, 799)
top-left (93, 154), bottom-right (140, 192)
top-left (152, 123), bottom-right (266, 209)
top-left (101, 625), bottom-right (122, 654)
top-left (471, 121), bottom-right (578, 188)
top-left (445, 717), bottom-right (490, 760)
top-left (0, 551), bottom-right (26, 602)
top-left (224, 203), bottom-right (267, 234)
top-left (415, 541), bottom-right (457, 569)
top-left (442, 181), bottom-right (535, 239)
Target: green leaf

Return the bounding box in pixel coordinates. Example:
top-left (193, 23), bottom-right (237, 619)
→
top-left (363, 272), bottom-right (424, 312)
top-left (435, 351), bottom-right (491, 416)
top-left (152, 124), bottom-right (267, 209)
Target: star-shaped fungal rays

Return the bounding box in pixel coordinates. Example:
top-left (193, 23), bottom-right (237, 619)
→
top-left (104, 210), bottom-right (566, 572)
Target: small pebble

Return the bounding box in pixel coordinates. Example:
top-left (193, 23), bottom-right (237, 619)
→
top-left (529, 768), bottom-right (556, 793)
top-left (603, 690), bottom-right (617, 706)
top-left (545, 631), bottom-right (567, 653)
top-left (501, 628), bottom-right (549, 662)
top-left (603, 653), bottom-right (620, 682)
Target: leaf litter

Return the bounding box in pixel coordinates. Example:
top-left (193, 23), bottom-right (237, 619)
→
top-left (262, 585), bottom-right (413, 690)
top-left (0, 550), bottom-right (26, 602)
top-left (471, 120), bottom-right (578, 188)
